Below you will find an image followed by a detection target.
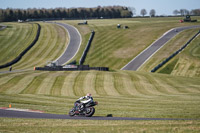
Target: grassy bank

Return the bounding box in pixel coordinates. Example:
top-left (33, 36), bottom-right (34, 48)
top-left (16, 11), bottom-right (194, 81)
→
top-left (0, 23), bottom-right (38, 66)
top-left (1, 17), bottom-right (200, 132)
top-left (140, 28), bottom-right (200, 77)
top-left (0, 22), bottom-right (68, 71)
top-left (1, 118), bottom-right (200, 133)
top-left (0, 70), bottom-right (200, 118)
top-left (61, 17), bottom-right (200, 70)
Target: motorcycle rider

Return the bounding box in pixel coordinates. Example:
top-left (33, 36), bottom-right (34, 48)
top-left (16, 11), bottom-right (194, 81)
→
top-left (75, 93), bottom-right (93, 111)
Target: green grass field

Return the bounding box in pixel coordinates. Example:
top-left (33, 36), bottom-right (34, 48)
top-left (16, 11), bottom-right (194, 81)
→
top-left (1, 118), bottom-right (200, 133)
top-left (0, 22), bottom-right (68, 70)
top-left (0, 17), bottom-right (200, 132)
top-left (62, 17), bottom-right (200, 70)
top-left (0, 23), bottom-right (38, 66)
top-left (140, 28), bottom-right (200, 77)
top-left (0, 70), bottom-right (200, 118)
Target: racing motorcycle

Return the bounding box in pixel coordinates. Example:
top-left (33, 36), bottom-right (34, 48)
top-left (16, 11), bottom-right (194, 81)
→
top-left (69, 101), bottom-right (98, 117)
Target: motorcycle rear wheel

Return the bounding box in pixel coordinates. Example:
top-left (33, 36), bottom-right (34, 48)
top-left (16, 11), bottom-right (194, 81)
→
top-left (85, 107), bottom-right (95, 117)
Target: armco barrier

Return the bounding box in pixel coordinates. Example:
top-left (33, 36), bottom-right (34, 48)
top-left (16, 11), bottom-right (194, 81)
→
top-left (0, 23), bottom-right (41, 69)
top-left (151, 30), bottom-right (200, 72)
top-left (35, 65), bottom-right (109, 71)
top-left (79, 31), bottom-right (95, 65)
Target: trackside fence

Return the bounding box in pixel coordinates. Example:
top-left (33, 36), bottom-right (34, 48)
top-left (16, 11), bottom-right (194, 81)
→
top-left (79, 30), bottom-right (95, 65)
top-left (35, 65), bottom-right (109, 71)
top-left (151, 30), bottom-right (200, 73)
top-left (0, 23), bottom-right (41, 69)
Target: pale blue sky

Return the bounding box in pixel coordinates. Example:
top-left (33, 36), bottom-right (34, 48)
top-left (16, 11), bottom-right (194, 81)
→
top-left (1, 0), bottom-right (200, 15)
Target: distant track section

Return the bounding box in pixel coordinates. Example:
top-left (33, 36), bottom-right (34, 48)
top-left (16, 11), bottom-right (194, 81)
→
top-left (0, 24), bottom-right (7, 30)
top-left (48, 22), bottom-right (81, 65)
top-left (121, 25), bottom-right (200, 71)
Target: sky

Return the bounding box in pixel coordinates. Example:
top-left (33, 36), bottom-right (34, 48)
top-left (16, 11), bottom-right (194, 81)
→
top-left (1, 0), bottom-right (200, 16)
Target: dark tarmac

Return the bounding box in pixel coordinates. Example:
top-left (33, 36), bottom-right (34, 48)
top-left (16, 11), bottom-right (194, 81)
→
top-left (0, 109), bottom-right (196, 121)
top-left (48, 22), bottom-right (81, 65)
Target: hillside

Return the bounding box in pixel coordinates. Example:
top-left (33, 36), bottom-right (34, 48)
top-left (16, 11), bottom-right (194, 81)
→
top-left (0, 17), bottom-right (200, 132)
top-left (0, 22), bottom-right (68, 70)
top-left (0, 23), bottom-right (38, 66)
top-left (159, 32), bottom-right (200, 77)
top-left (0, 70), bottom-right (200, 118)
top-left (63, 17), bottom-right (200, 70)
top-left (140, 28), bottom-right (200, 77)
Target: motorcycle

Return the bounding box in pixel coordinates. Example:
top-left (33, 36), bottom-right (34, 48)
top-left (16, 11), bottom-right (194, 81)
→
top-left (69, 101), bottom-right (98, 117)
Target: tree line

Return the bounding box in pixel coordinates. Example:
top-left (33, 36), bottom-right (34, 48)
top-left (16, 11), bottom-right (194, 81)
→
top-left (173, 9), bottom-right (200, 16)
top-left (0, 6), bottom-right (133, 22)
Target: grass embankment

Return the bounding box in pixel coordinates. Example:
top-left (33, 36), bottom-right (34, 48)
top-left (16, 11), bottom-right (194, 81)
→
top-left (0, 22), bottom-right (68, 71)
top-left (1, 118), bottom-right (200, 133)
top-left (0, 70), bottom-right (200, 119)
top-left (0, 17), bottom-right (200, 132)
top-left (62, 17), bottom-right (200, 70)
top-left (0, 23), bottom-right (37, 66)
top-left (140, 29), bottom-right (200, 77)
top-left (0, 70), bottom-right (200, 132)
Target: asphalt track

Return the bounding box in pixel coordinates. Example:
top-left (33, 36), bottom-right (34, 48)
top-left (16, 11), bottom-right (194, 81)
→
top-left (122, 25), bottom-right (200, 71)
top-left (47, 22), bottom-right (81, 66)
top-left (0, 24), bottom-right (7, 30)
top-left (0, 109), bottom-right (196, 121)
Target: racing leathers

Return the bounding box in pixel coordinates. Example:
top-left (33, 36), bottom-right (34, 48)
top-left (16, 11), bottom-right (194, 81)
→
top-left (75, 95), bottom-right (93, 111)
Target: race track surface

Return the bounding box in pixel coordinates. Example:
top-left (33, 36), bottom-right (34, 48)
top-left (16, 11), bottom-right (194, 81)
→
top-left (48, 22), bottom-right (81, 65)
top-left (122, 25), bottom-right (200, 71)
top-left (0, 24), bottom-right (7, 30)
top-left (0, 109), bottom-right (195, 121)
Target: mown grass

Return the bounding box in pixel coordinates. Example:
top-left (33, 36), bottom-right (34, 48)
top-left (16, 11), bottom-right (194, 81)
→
top-left (0, 22), bottom-right (68, 71)
top-left (140, 28), bottom-right (200, 77)
top-left (0, 23), bottom-right (38, 66)
top-left (0, 70), bottom-right (200, 119)
top-left (0, 118), bottom-right (200, 133)
top-left (157, 59), bottom-right (179, 74)
top-left (61, 17), bottom-right (200, 70)
top-left (1, 17), bottom-right (200, 132)
top-left (13, 22), bottom-right (68, 70)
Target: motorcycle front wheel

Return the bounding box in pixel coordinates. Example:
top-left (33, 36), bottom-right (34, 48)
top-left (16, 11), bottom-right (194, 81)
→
top-left (85, 107), bottom-right (95, 117)
top-left (69, 109), bottom-right (76, 117)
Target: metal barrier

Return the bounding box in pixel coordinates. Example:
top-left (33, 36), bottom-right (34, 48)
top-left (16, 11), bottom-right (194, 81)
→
top-left (79, 30), bottom-right (95, 65)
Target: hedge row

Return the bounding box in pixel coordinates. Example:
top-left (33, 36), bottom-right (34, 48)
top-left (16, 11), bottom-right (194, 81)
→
top-left (0, 23), bottom-right (41, 69)
top-left (151, 30), bottom-right (200, 72)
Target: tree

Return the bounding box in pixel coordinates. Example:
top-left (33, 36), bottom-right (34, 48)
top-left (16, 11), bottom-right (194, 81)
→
top-left (173, 9), bottom-right (180, 16)
top-left (180, 9), bottom-right (189, 16)
top-left (0, 6), bottom-right (134, 22)
top-left (128, 7), bottom-right (136, 16)
top-left (140, 9), bottom-right (147, 17)
top-left (149, 9), bottom-right (156, 17)
top-left (190, 9), bottom-right (200, 15)
top-left (0, 9), bottom-right (4, 22)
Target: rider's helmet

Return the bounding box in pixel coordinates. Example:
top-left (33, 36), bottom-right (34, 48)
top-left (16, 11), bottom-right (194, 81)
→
top-left (86, 93), bottom-right (91, 97)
